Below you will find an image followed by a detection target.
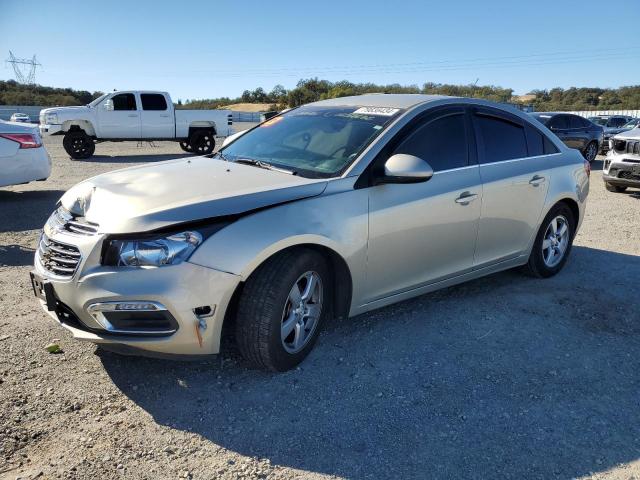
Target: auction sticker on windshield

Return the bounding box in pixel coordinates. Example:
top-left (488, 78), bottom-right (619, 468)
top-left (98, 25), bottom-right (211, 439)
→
top-left (353, 106), bottom-right (400, 116)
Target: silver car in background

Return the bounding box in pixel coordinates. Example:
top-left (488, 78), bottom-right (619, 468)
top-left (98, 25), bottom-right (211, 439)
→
top-left (31, 95), bottom-right (590, 371)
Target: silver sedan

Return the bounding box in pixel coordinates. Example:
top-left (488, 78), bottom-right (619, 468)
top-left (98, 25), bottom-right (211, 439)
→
top-left (32, 94), bottom-right (590, 371)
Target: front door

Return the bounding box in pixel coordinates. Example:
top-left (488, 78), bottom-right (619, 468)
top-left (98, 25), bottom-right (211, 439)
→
top-left (97, 92), bottom-right (141, 139)
top-left (365, 108), bottom-right (482, 303)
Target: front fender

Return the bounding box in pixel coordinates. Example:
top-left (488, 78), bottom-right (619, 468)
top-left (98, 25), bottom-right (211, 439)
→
top-left (62, 119), bottom-right (97, 137)
top-left (188, 178), bottom-right (369, 310)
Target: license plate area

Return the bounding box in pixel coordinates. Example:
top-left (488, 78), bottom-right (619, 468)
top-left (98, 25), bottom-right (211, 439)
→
top-left (29, 271), bottom-right (57, 311)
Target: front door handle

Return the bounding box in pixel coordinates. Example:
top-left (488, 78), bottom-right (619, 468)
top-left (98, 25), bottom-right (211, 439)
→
top-left (529, 175), bottom-right (546, 186)
top-left (128, 114), bottom-right (138, 118)
top-left (160, 114), bottom-right (170, 118)
top-left (455, 192), bottom-right (478, 205)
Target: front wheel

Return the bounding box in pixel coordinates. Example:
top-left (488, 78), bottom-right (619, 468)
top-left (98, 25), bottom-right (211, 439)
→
top-left (583, 141), bottom-right (598, 162)
top-left (189, 130), bottom-right (215, 155)
top-left (179, 141), bottom-right (193, 153)
top-left (235, 249), bottom-right (331, 371)
top-left (63, 131), bottom-right (95, 160)
top-left (525, 203), bottom-right (576, 278)
top-left (605, 182), bottom-right (627, 193)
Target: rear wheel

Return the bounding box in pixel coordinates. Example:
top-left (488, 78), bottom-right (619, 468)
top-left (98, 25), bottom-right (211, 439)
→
top-left (605, 182), bottom-right (627, 193)
top-left (189, 130), bottom-right (215, 155)
top-left (525, 203), bottom-right (575, 278)
top-left (63, 131), bottom-right (95, 160)
top-left (583, 141), bottom-right (598, 162)
top-left (235, 249), bottom-right (331, 372)
top-left (179, 141), bottom-right (193, 153)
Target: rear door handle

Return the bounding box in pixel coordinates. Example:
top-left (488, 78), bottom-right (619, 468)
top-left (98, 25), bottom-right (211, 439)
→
top-left (128, 114), bottom-right (138, 117)
top-left (160, 114), bottom-right (170, 118)
top-left (455, 192), bottom-right (478, 205)
top-left (529, 175), bottom-right (546, 186)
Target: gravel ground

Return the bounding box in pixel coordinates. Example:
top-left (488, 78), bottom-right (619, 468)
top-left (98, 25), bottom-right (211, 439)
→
top-left (1, 137), bottom-right (639, 480)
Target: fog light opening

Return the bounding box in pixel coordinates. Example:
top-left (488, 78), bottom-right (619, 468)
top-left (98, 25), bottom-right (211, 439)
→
top-left (193, 305), bottom-right (215, 318)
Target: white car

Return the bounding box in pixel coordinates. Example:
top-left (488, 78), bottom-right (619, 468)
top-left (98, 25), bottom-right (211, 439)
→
top-left (9, 112), bottom-right (31, 123)
top-left (603, 128), bottom-right (640, 192)
top-left (0, 121), bottom-right (51, 188)
top-left (39, 91), bottom-right (233, 159)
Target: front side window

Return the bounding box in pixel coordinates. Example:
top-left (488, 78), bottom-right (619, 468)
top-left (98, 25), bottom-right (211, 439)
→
top-left (141, 94), bottom-right (167, 111)
top-left (610, 117), bottom-right (627, 128)
top-left (220, 105), bottom-right (402, 178)
top-left (112, 93), bottom-right (137, 111)
top-left (393, 113), bottom-right (468, 171)
top-left (475, 114), bottom-right (527, 163)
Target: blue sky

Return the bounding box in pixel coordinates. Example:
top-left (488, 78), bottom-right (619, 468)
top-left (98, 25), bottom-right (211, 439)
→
top-left (1, 0), bottom-right (639, 100)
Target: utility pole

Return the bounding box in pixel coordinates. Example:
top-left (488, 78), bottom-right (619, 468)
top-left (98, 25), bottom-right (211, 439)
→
top-left (6, 51), bottom-right (42, 84)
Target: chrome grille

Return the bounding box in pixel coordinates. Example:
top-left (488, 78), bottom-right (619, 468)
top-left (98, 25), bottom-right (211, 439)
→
top-left (37, 234), bottom-right (81, 278)
top-left (625, 140), bottom-right (640, 155)
top-left (47, 207), bottom-right (99, 236)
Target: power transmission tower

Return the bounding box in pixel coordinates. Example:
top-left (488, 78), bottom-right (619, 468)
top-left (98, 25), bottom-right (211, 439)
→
top-left (6, 51), bottom-right (42, 84)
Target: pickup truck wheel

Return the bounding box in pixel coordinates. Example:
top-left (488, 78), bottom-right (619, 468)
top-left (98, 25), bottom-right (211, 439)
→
top-left (235, 248), bottom-right (331, 372)
top-left (179, 141), bottom-right (193, 153)
top-left (63, 131), bottom-right (95, 160)
top-left (189, 130), bottom-right (215, 155)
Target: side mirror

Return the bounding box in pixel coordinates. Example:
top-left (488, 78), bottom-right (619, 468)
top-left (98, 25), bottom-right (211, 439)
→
top-left (378, 154), bottom-right (434, 184)
top-left (104, 99), bottom-right (114, 111)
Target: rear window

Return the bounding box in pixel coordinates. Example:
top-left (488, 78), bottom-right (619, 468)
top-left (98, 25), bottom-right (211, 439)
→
top-left (141, 94), bottom-right (168, 111)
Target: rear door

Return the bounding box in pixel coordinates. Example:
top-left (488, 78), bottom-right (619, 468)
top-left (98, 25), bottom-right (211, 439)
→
top-left (97, 93), bottom-right (141, 139)
top-left (140, 93), bottom-right (174, 138)
top-left (365, 107), bottom-right (482, 302)
top-left (473, 108), bottom-right (551, 267)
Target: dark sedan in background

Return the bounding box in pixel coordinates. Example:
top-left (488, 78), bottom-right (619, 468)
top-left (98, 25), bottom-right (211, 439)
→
top-left (530, 112), bottom-right (603, 162)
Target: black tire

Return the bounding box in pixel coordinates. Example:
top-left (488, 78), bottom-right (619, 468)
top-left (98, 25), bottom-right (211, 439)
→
top-left (189, 130), bottom-right (215, 155)
top-left (524, 203), bottom-right (576, 278)
top-left (583, 141), bottom-right (598, 162)
top-left (179, 141), bottom-right (193, 153)
top-left (605, 182), bottom-right (627, 193)
top-left (63, 131), bottom-right (95, 160)
top-left (235, 248), bottom-right (332, 372)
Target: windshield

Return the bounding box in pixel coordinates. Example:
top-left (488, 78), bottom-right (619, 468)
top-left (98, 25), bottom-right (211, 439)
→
top-left (88, 94), bottom-right (109, 107)
top-left (588, 117), bottom-right (608, 126)
top-left (219, 105), bottom-right (403, 178)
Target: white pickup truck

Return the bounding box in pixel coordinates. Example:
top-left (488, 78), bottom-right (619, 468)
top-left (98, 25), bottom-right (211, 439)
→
top-left (39, 91), bottom-right (233, 159)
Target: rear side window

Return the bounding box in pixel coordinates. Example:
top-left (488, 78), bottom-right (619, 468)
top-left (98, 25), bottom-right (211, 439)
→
top-left (525, 125), bottom-right (560, 156)
top-left (474, 114), bottom-right (527, 163)
top-left (141, 94), bottom-right (168, 111)
top-left (394, 113), bottom-right (468, 171)
top-left (548, 115), bottom-right (568, 130)
top-left (112, 93), bottom-right (137, 111)
top-left (568, 116), bottom-right (585, 129)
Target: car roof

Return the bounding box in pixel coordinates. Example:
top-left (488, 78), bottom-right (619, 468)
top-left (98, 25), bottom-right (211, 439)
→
top-left (309, 93), bottom-right (451, 109)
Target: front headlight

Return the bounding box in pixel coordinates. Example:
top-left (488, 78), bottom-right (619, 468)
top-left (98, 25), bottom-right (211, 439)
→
top-left (103, 231), bottom-right (203, 267)
top-left (45, 113), bottom-right (58, 124)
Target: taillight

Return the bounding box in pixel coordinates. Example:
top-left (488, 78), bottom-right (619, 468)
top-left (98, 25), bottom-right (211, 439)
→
top-left (0, 133), bottom-right (42, 149)
top-left (584, 159), bottom-right (591, 177)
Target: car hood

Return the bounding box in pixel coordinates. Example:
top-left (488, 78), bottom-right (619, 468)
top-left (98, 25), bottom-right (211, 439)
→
top-left (59, 156), bottom-right (328, 233)
top-left (614, 128), bottom-right (640, 141)
top-left (604, 126), bottom-right (625, 135)
top-left (41, 105), bottom-right (91, 118)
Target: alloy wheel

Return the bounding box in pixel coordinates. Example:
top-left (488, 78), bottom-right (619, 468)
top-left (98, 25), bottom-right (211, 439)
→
top-left (585, 142), bottom-right (597, 162)
top-left (280, 271), bottom-right (323, 354)
top-left (542, 215), bottom-right (570, 268)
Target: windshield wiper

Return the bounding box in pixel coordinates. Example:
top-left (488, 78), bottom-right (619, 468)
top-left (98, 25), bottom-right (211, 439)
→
top-left (234, 158), bottom-right (296, 175)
